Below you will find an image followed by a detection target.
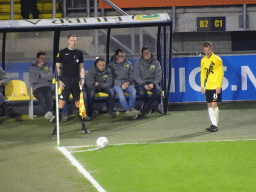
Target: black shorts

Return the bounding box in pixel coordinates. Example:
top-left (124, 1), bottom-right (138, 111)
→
top-left (59, 77), bottom-right (80, 101)
top-left (205, 89), bottom-right (222, 103)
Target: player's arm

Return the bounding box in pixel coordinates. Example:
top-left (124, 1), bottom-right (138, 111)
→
top-left (215, 58), bottom-right (224, 94)
top-left (200, 59), bottom-right (206, 94)
top-left (79, 63), bottom-right (85, 87)
top-left (56, 62), bottom-right (61, 76)
top-left (56, 62), bottom-right (65, 90)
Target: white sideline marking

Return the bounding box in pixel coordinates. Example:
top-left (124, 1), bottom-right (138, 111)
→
top-left (64, 138), bottom-right (256, 151)
top-left (58, 147), bottom-right (106, 192)
top-left (73, 147), bottom-right (101, 152)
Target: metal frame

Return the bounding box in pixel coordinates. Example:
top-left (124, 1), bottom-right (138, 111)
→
top-left (1, 16), bottom-right (172, 115)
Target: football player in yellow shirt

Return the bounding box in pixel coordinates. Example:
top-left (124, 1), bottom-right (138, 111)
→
top-left (200, 41), bottom-right (224, 132)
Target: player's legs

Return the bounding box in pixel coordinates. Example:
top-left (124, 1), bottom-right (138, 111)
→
top-left (135, 84), bottom-right (149, 104)
top-left (113, 85), bottom-right (129, 111)
top-left (61, 102), bottom-right (69, 122)
top-left (57, 77), bottom-right (74, 120)
top-left (86, 87), bottom-right (95, 118)
top-left (75, 99), bottom-right (90, 134)
top-left (125, 85), bottom-right (137, 109)
top-left (44, 87), bottom-right (53, 113)
top-left (20, 0), bottom-right (30, 19)
top-left (147, 84), bottom-right (162, 110)
top-left (71, 78), bottom-right (90, 134)
top-left (50, 99), bottom-right (66, 124)
top-left (135, 84), bottom-right (149, 115)
top-left (28, 0), bottom-right (39, 19)
top-left (33, 87), bottom-right (48, 115)
top-left (103, 87), bottom-right (116, 118)
top-left (52, 79), bottom-right (70, 135)
top-left (211, 102), bottom-right (219, 126)
top-left (206, 89), bottom-right (221, 132)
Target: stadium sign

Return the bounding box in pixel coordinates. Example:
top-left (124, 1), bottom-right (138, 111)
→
top-left (4, 55), bottom-right (256, 103)
top-left (197, 17), bottom-right (226, 32)
top-left (170, 55), bottom-right (256, 102)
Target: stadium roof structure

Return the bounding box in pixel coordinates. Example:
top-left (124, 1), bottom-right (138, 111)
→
top-left (0, 13), bottom-right (172, 114)
top-left (0, 13), bottom-right (171, 31)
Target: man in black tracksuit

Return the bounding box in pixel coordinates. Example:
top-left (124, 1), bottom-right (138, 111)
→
top-left (134, 46), bottom-right (162, 116)
top-left (52, 34), bottom-right (89, 135)
top-left (86, 58), bottom-right (116, 119)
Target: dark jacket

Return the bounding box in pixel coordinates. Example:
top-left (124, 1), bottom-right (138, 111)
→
top-left (108, 55), bottom-right (134, 87)
top-left (29, 62), bottom-right (54, 92)
top-left (134, 54), bottom-right (162, 86)
top-left (0, 67), bottom-right (9, 93)
top-left (86, 62), bottom-right (113, 91)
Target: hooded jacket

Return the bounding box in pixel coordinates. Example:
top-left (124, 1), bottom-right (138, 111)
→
top-left (108, 55), bottom-right (134, 87)
top-left (134, 54), bottom-right (162, 86)
top-left (29, 62), bottom-right (54, 92)
top-left (0, 67), bottom-right (9, 93)
top-left (86, 62), bottom-right (113, 91)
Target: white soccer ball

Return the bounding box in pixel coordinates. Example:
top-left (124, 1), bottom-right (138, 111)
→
top-left (96, 137), bottom-right (108, 148)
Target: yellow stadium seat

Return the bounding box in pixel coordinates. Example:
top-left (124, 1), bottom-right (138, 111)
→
top-left (6, 80), bottom-right (30, 101)
top-left (5, 80), bottom-right (34, 119)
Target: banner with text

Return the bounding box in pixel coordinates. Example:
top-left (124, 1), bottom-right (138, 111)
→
top-left (1, 55), bottom-right (256, 102)
top-left (170, 55), bottom-right (256, 102)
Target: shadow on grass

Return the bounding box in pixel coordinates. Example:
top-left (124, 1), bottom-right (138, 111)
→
top-left (168, 100), bottom-right (256, 111)
top-left (151, 130), bottom-right (212, 143)
top-left (57, 112), bottom-right (164, 138)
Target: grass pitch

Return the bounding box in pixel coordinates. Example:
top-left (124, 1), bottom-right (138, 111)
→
top-left (1, 102), bottom-right (256, 191)
top-left (73, 140), bottom-right (256, 192)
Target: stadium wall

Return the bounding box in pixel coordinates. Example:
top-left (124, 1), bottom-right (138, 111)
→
top-left (1, 55), bottom-right (256, 103)
top-left (99, 0), bottom-right (256, 9)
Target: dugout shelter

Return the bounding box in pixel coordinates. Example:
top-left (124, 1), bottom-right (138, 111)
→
top-left (0, 13), bottom-right (172, 114)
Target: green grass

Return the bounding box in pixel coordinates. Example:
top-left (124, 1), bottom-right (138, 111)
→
top-left (73, 140), bottom-right (256, 192)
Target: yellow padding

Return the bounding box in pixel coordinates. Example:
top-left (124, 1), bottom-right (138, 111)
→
top-left (1, 4), bottom-right (21, 12)
top-left (39, 13), bottom-right (62, 19)
top-left (95, 92), bottom-right (130, 97)
top-left (6, 80), bottom-right (31, 101)
top-left (0, 12), bottom-right (62, 20)
top-left (6, 96), bottom-right (31, 101)
top-left (95, 92), bottom-right (109, 97)
top-left (0, 2), bottom-right (59, 13)
top-left (39, 3), bottom-right (59, 12)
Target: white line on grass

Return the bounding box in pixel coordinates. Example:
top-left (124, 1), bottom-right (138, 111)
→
top-left (58, 147), bottom-right (106, 192)
top-left (74, 147), bottom-right (101, 152)
top-left (65, 138), bottom-right (256, 152)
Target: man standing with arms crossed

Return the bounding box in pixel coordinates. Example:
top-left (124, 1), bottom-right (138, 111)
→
top-left (201, 41), bottom-right (224, 132)
top-left (52, 34), bottom-right (90, 135)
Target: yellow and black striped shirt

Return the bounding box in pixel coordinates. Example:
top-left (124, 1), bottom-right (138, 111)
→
top-left (200, 53), bottom-right (224, 90)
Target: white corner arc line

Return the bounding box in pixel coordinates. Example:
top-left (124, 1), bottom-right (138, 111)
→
top-left (58, 147), bottom-right (106, 192)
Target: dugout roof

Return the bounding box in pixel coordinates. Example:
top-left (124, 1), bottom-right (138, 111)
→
top-left (0, 13), bottom-right (172, 114)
